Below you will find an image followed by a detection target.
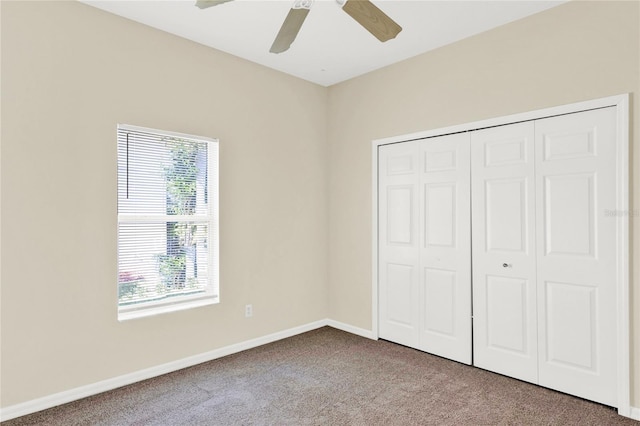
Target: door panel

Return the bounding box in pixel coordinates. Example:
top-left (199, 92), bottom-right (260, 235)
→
top-left (386, 263), bottom-right (416, 327)
top-left (486, 275), bottom-right (530, 354)
top-left (484, 137), bottom-right (527, 167)
top-left (542, 127), bottom-right (595, 161)
top-left (417, 133), bottom-right (472, 364)
top-left (379, 142), bottom-right (420, 347)
top-left (485, 178), bottom-right (527, 252)
top-left (544, 281), bottom-right (597, 371)
top-left (544, 174), bottom-right (595, 256)
top-left (535, 107), bottom-right (617, 406)
top-left (423, 267), bottom-right (456, 336)
top-left (471, 122), bottom-right (538, 384)
top-left (386, 186), bottom-right (414, 245)
top-left (425, 183), bottom-right (456, 247)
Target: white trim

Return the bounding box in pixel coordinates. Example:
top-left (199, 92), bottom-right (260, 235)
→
top-left (118, 295), bottom-right (218, 321)
top-left (117, 123), bottom-right (219, 145)
top-left (374, 94), bottom-right (628, 146)
top-left (371, 93), bottom-right (631, 415)
top-left (326, 319), bottom-right (376, 340)
top-left (614, 95), bottom-right (631, 418)
top-left (627, 406), bottom-right (640, 421)
top-left (0, 320), bottom-right (327, 422)
top-left (371, 143), bottom-right (380, 340)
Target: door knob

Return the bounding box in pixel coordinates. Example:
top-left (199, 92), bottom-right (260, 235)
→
top-left (503, 263), bottom-right (512, 268)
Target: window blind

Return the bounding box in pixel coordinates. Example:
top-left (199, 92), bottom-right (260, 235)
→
top-left (117, 125), bottom-right (218, 318)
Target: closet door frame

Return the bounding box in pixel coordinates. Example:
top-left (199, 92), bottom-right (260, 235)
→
top-left (371, 93), bottom-right (630, 416)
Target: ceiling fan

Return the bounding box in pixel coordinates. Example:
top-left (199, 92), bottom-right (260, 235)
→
top-left (194, 0), bottom-right (402, 54)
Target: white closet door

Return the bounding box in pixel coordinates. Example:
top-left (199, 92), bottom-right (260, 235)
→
top-left (535, 107), bottom-right (617, 406)
top-left (417, 133), bottom-right (472, 364)
top-left (471, 122), bottom-right (538, 383)
top-left (378, 141), bottom-right (420, 347)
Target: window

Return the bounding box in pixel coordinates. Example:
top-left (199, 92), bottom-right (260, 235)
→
top-left (117, 124), bottom-right (219, 320)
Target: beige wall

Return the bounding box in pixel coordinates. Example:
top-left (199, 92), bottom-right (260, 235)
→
top-left (0, 1), bottom-right (328, 406)
top-left (327, 0), bottom-right (640, 406)
top-left (2, 0), bottom-right (639, 413)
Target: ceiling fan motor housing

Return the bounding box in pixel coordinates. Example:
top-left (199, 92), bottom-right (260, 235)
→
top-left (293, 0), bottom-right (314, 10)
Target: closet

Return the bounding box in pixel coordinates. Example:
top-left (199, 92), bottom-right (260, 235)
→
top-left (377, 99), bottom-right (628, 409)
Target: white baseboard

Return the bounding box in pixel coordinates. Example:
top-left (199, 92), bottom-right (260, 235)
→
top-left (627, 406), bottom-right (640, 421)
top-left (326, 319), bottom-right (376, 340)
top-left (0, 319), bottom-right (328, 422)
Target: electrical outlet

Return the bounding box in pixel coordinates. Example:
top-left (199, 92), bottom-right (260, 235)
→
top-left (245, 304), bottom-right (253, 318)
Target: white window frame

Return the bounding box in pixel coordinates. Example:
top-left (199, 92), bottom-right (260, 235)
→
top-left (117, 124), bottom-right (219, 321)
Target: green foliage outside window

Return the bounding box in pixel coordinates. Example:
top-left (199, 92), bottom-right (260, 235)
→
top-left (158, 138), bottom-right (202, 290)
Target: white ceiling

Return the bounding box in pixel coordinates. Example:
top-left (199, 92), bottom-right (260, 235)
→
top-left (82, 0), bottom-right (565, 87)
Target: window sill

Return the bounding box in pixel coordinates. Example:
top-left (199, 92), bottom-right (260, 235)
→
top-left (118, 296), bottom-right (218, 321)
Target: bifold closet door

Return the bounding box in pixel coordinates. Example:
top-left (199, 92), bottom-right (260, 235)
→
top-left (471, 122), bottom-right (539, 383)
top-left (379, 134), bottom-right (472, 364)
top-left (417, 133), bottom-right (471, 364)
top-left (381, 105), bottom-right (621, 407)
top-left (535, 107), bottom-right (617, 406)
top-left (379, 141), bottom-right (420, 348)
top-left (471, 108), bottom-right (619, 404)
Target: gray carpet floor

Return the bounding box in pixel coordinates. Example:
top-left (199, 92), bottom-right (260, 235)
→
top-left (2, 326), bottom-right (637, 425)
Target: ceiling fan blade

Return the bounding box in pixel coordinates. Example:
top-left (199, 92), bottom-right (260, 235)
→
top-left (342, 0), bottom-right (402, 42)
top-left (270, 7), bottom-right (311, 54)
top-left (195, 0), bottom-right (233, 10)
